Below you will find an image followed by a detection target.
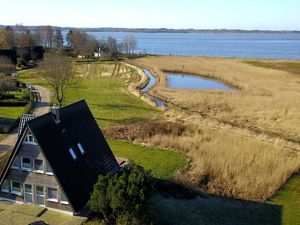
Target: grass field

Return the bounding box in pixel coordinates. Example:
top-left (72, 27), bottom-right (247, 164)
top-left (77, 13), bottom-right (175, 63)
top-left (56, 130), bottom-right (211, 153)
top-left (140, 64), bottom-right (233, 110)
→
top-left (0, 201), bottom-right (86, 225)
top-left (128, 56), bottom-right (300, 202)
top-left (18, 62), bottom-right (156, 128)
top-left (269, 174), bottom-right (300, 225)
top-left (108, 139), bottom-right (187, 179)
top-left (14, 59), bottom-right (300, 224)
top-left (130, 56), bottom-right (300, 142)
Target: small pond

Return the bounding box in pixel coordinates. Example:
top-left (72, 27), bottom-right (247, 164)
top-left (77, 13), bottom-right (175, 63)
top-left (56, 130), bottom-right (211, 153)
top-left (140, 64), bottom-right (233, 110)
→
top-left (166, 72), bottom-right (234, 90)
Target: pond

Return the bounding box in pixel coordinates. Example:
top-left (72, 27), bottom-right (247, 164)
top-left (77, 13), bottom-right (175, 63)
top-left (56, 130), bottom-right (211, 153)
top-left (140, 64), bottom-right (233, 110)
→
top-left (166, 72), bottom-right (234, 90)
top-left (142, 69), bottom-right (165, 107)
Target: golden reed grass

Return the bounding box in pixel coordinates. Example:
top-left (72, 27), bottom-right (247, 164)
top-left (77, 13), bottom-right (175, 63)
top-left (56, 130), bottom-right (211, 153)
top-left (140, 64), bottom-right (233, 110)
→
top-left (127, 56), bottom-right (300, 201)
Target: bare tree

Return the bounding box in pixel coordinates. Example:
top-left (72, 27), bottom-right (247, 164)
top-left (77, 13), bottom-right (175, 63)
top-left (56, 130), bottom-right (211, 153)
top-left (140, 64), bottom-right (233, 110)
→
top-left (39, 54), bottom-right (75, 107)
top-left (36, 26), bottom-right (54, 48)
top-left (123, 35), bottom-right (137, 56)
top-left (15, 24), bottom-right (36, 49)
top-left (66, 30), bottom-right (98, 61)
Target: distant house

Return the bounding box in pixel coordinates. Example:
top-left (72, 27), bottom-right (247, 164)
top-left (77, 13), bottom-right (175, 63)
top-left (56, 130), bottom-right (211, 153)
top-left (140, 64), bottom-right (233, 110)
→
top-left (0, 100), bottom-right (120, 215)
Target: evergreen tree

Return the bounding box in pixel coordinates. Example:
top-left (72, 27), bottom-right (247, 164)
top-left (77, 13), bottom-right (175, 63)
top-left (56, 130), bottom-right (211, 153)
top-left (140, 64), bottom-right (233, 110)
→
top-left (89, 164), bottom-right (154, 225)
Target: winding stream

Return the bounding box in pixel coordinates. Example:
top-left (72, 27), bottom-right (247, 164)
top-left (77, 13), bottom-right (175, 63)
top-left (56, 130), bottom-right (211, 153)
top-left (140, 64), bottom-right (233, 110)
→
top-left (141, 69), bottom-right (165, 107)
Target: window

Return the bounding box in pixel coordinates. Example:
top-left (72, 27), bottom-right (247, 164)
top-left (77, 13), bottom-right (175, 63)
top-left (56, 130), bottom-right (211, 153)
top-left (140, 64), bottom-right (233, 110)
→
top-left (46, 162), bottom-right (53, 175)
top-left (35, 186), bottom-right (45, 205)
top-left (47, 188), bottom-right (58, 202)
top-left (68, 148), bottom-right (77, 160)
top-left (34, 159), bottom-right (44, 173)
top-left (12, 157), bottom-right (21, 169)
top-left (11, 181), bottom-right (21, 195)
top-left (60, 191), bottom-right (69, 204)
top-left (24, 184), bottom-right (33, 204)
top-left (24, 132), bottom-right (36, 145)
top-left (22, 157), bottom-right (31, 171)
top-left (77, 143), bottom-right (85, 155)
top-left (1, 180), bottom-right (10, 193)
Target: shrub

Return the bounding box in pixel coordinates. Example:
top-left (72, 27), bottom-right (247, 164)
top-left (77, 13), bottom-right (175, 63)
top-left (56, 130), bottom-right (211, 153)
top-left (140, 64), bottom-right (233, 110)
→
top-left (89, 164), bottom-right (154, 225)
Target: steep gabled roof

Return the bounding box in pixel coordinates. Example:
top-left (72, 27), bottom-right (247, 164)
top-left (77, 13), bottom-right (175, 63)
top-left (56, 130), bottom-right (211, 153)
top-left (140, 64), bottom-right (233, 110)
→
top-left (0, 100), bottom-right (120, 213)
top-left (18, 114), bottom-right (36, 136)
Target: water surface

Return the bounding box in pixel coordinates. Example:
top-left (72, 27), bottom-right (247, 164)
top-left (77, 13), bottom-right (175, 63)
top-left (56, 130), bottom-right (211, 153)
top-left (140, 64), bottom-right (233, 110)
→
top-left (80, 32), bottom-right (300, 59)
top-left (142, 69), bottom-right (165, 107)
top-left (166, 72), bottom-right (234, 90)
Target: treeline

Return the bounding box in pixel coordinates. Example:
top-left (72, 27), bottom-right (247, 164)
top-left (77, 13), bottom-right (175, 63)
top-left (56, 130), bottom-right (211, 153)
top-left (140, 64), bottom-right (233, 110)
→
top-left (0, 25), bottom-right (47, 67)
top-left (0, 25), bottom-right (138, 69)
top-left (65, 29), bottom-right (137, 60)
top-left (1, 25), bottom-right (299, 34)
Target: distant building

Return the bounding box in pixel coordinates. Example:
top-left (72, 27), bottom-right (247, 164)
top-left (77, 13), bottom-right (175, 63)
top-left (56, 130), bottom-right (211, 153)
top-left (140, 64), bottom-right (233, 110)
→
top-left (0, 100), bottom-right (120, 215)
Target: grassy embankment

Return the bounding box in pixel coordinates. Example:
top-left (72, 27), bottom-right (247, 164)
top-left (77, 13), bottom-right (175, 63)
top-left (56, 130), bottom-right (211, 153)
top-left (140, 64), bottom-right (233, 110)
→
top-left (128, 56), bottom-right (300, 202)
top-left (17, 62), bottom-right (187, 180)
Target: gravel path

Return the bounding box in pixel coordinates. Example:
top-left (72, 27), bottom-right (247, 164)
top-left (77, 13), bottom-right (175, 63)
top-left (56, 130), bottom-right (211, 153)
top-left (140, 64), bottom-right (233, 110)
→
top-left (0, 85), bottom-right (51, 154)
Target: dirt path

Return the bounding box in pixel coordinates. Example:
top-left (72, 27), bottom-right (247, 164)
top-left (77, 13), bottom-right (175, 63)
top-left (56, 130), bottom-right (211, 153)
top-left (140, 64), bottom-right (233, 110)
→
top-left (0, 85), bottom-right (51, 154)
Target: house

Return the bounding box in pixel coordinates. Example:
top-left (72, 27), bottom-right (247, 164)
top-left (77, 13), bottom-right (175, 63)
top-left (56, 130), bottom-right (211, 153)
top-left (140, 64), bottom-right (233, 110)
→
top-left (0, 100), bottom-right (120, 215)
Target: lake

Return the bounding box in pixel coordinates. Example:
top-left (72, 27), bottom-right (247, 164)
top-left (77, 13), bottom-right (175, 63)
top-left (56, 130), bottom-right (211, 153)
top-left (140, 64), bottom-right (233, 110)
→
top-left (85, 32), bottom-right (300, 59)
top-left (166, 72), bottom-right (234, 90)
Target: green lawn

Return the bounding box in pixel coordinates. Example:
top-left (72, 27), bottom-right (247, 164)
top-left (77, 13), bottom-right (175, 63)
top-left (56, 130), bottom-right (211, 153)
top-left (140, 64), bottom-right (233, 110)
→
top-left (0, 85), bottom-right (30, 138)
top-left (269, 174), bottom-right (300, 225)
top-left (64, 77), bottom-right (157, 127)
top-left (18, 64), bottom-right (157, 128)
top-left (0, 106), bottom-right (25, 137)
top-left (108, 139), bottom-right (187, 180)
top-left (0, 201), bottom-right (85, 225)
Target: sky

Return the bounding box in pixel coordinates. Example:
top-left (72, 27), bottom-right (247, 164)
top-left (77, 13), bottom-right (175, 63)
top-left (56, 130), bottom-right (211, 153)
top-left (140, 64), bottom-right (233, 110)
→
top-left (0, 0), bottom-right (299, 30)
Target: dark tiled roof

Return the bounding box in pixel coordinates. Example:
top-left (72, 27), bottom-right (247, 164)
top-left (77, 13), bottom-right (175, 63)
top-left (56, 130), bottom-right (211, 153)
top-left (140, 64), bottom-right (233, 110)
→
top-left (27, 100), bottom-right (120, 213)
top-left (18, 114), bottom-right (36, 136)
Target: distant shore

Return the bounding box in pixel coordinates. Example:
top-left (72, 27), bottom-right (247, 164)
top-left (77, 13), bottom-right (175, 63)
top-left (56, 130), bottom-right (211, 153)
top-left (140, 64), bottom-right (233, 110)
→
top-left (1, 25), bottom-right (300, 34)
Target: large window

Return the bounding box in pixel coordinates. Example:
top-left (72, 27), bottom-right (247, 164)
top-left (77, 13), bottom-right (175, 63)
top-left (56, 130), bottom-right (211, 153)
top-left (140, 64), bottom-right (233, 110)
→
top-left (22, 157), bottom-right (31, 171)
top-left (47, 188), bottom-right (58, 202)
top-left (35, 186), bottom-right (44, 205)
top-left (24, 184), bottom-right (33, 204)
top-left (60, 191), bottom-right (69, 204)
top-left (1, 180), bottom-right (10, 193)
top-left (12, 157), bottom-right (21, 169)
top-left (34, 159), bottom-right (44, 173)
top-left (11, 181), bottom-right (21, 195)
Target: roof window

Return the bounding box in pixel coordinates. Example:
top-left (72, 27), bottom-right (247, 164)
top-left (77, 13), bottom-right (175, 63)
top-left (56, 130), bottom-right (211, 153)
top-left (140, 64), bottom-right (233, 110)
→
top-left (68, 148), bottom-right (77, 160)
top-left (77, 143), bottom-right (85, 155)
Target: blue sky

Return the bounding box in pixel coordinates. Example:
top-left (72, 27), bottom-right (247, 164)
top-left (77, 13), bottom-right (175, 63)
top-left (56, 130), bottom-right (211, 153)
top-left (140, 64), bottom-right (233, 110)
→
top-left (0, 0), bottom-right (299, 30)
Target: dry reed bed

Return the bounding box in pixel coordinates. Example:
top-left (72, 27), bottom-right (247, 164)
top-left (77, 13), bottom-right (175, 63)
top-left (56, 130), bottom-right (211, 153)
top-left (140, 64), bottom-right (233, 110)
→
top-left (105, 110), bottom-right (300, 201)
top-left (130, 56), bottom-right (300, 143)
top-left (125, 56), bottom-right (300, 201)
